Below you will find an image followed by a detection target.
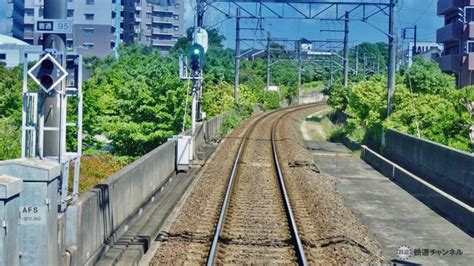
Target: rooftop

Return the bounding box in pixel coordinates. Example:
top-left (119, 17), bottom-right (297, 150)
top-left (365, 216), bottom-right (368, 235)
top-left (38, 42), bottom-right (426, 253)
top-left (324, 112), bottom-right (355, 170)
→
top-left (0, 34), bottom-right (29, 46)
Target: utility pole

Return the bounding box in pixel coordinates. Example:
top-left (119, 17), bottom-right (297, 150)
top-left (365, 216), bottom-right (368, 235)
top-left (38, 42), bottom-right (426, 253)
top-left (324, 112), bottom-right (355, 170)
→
top-left (363, 52), bottom-right (367, 79)
top-left (330, 54), bottom-right (334, 87)
top-left (402, 24), bottom-right (417, 66)
top-left (343, 11), bottom-right (350, 87)
top-left (43, 0), bottom-right (67, 159)
top-left (413, 25), bottom-right (418, 57)
top-left (387, 0), bottom-right (397, 116)
top-left (355, 45), bottom-right (359, 76)
top-left (114, 0), bottom-right (121, 58)
top-left (297, 39), bottom-right (302, 103)
top-left (266, 32), bottom-right (271, 90)
top-left (193, 0), bottom-right (205, 136)
top-left (234, 8), bottom-right (241, 99)
top-left (377, 52), bottom-right (381, 74)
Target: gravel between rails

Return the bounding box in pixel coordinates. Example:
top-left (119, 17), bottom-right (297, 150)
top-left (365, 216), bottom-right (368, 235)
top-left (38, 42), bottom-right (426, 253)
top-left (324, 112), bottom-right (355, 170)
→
top-left (151, 104), bottom-right (385, 264)
top-left (275, 106), bottom-right (385, 264)
top-left (150, 112), bottom-right (266, 265)
top-left (215, 110), bottom-right (296, 264)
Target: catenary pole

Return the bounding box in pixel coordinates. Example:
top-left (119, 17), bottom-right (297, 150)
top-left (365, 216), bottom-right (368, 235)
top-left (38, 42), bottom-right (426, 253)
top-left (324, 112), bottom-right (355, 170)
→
top-left (343, 11), bottom-right (350, 87)
top-left (234, 8), bottom-right (241, 99)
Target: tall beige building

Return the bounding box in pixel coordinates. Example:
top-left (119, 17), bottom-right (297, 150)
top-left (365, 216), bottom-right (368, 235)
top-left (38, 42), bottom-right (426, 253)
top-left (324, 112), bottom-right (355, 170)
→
top-left (123, 0), bottom-right (185, 54)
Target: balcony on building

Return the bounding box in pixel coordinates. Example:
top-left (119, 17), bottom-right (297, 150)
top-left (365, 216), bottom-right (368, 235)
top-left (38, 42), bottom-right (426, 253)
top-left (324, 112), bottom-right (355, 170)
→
top-left (436, 53), bottom-right (462, 72)
top-left (152, 5), bottom-right (173, 14)
top-left (438, 0), bottom-right (463, 16)
top-left (152, 39), bottom-right (175, 47)
top-left (437, 21), bottom-right (463, 43)
top-left (135, 4), bottom-right (142, 11)
top-left (135, 15), bottom-right (142, 22)
top-left (152, 28), bottom-right (173, 36)
top-left (152, 17), bottom-right (173, 25)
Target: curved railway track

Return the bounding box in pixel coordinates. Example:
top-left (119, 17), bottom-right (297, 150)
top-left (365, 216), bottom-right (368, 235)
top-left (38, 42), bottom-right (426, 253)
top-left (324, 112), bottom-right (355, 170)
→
top-left (206, 102), bottom-right (325, 265)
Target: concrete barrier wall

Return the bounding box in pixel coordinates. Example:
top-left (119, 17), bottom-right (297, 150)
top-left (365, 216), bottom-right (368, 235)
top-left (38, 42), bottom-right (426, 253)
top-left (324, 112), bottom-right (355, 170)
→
top-left (361, 146), bottom-right (474, 236)
top-left (384, 130), bottom-right (474, 207)
top-left (65, 141), bottom-right (176, 265)
top-left (299, 92), bottom-right (327, 104)
top-left (206, 114), bottom-right (223, 142)
top-left (63, 114), bottom-right (229, 265)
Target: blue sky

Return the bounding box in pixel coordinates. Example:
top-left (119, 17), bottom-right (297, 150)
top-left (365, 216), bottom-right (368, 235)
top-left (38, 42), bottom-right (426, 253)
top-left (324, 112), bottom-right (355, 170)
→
top-left (189, 0), bottom-right (442, 49)
top-left (0, 0), bottom-right (441, 49)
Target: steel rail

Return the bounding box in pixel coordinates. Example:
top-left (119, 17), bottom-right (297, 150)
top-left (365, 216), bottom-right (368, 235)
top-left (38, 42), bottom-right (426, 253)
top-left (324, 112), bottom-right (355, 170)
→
top-left (207, 102), bottom-right (325, 265)
top-left (206, 108), bottom-right (276, 266)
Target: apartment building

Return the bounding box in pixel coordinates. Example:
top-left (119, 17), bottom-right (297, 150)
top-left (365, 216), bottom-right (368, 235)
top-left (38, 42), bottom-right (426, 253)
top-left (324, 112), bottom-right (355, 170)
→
top-left (123, 0), bottom-right (185, 54)
top-left (6, 0), bottom-right (184, 58)
top-left (73, 0), bottom-right (116, 57)
top-left (10, 0), bottom-right (74, 46)
top-left (436, 0), bottom-right (474, 87)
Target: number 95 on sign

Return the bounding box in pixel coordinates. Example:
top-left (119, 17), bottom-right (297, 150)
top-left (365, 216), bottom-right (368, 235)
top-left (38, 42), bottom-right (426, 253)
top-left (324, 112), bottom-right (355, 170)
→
top-left (35, 19), bottom-right (73, 34)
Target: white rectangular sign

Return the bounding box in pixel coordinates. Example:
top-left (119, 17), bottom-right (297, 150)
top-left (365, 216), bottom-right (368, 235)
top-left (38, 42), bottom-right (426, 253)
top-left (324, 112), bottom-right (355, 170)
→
top-left (35, 19), bottom-right (73, 34)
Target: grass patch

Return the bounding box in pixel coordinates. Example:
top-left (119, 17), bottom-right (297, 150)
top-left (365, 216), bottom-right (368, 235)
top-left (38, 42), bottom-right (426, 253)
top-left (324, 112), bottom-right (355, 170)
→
top-left (70, 153), bottom-right (133, 193)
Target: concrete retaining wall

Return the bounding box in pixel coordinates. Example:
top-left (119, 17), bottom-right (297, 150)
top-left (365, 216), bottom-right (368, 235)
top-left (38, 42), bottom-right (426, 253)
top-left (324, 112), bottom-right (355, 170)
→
top-left (384, 130), bottom-right (474, 207)
top-left (362, 146), bottom-right (474, 236)
top-left (299, 92), bottom-right (327, 104)
top-left (63, 114), bottom-right (228, 265)
top-left (64, 141), bottom-right (176, 265)
top-left (205, 114), bottom-right (223, 142)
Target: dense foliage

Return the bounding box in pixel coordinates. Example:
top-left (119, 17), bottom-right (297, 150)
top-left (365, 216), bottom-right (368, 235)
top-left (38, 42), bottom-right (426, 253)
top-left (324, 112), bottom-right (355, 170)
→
top-left (328, 57), bottom-right (473, 152)
top-left (0, 64), bottom-right (22, 160)
top-left (83, 45), bottom-right (188, 156)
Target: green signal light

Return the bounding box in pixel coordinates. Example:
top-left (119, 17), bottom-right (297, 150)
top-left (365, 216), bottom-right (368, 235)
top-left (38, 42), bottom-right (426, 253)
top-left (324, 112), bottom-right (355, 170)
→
top-left (193, 48), bottom-right (200, 55)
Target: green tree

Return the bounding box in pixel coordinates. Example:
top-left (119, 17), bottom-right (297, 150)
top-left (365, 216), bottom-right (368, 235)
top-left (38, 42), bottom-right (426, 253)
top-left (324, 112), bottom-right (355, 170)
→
top-left (83, 45), bottom-right (188, 156)
top-left (403, 57), bottom-right (455, 95)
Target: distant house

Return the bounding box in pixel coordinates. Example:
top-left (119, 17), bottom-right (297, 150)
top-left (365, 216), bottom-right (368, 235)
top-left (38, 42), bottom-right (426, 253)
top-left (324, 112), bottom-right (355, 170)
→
top-left (300, 38), bottom-right (312, 52)
top-left (0, 34), bottom-right (41, 68)
top-left (419, 47), bottom-right (443, 62)
top-left (406, 42), bottom-right (443, 66)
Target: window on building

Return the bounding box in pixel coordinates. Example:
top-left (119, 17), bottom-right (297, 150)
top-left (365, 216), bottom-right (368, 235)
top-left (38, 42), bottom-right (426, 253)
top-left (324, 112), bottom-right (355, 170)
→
top-left (146, 25), bottom-right (151, 29)
top-left (467, 41), bottom-right (474, 53)
top-left (0, 54), bottom-right (6, 60)
top-left (66, 41), bottom-right (74, 48)
top-left (68, 10), bottom-right (74, 17)
top-left (175, 3), bottom-right (179, 9)
top-left (173, 26), bottom-right (178, 31)
top-left (85, 13), bottom-right (94, 20)
top-left (146, 13), bottom-right (152, 18)
top-left (86, 0), bottom-right (95, 5)
top-left (83, 43), bottom-right (94, 49)
top-left (464, 7), bottom-right (474, 23)
top-left (146, 36), bottom-right (151, 41)
top-left (174, 15), bottom-right (179, 20)
top-left (39, 8), bottom-right (44, 17)
top-left (130, 12), bottom-right (134, 18)
top-left (25, 9), bottom-right (34, 16)
top-left (83, 28), bottom-right (94, 35)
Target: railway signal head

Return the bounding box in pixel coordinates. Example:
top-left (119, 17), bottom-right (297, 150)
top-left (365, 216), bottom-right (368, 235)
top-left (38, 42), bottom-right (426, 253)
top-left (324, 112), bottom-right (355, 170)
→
top-left (189, 43), bottom-right (205, 73)
top-left (28, 53), bottom-right (67, 93)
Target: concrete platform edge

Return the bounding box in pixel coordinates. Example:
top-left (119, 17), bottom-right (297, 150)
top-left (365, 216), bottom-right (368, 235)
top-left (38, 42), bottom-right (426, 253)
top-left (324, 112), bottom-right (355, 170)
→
top-left (361, 145), bottom-right (474, 237)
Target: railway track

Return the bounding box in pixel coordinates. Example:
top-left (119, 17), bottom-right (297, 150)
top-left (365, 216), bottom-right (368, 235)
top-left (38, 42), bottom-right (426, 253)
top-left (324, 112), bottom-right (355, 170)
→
top-left (206, 102), bottom-right (325, 265)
